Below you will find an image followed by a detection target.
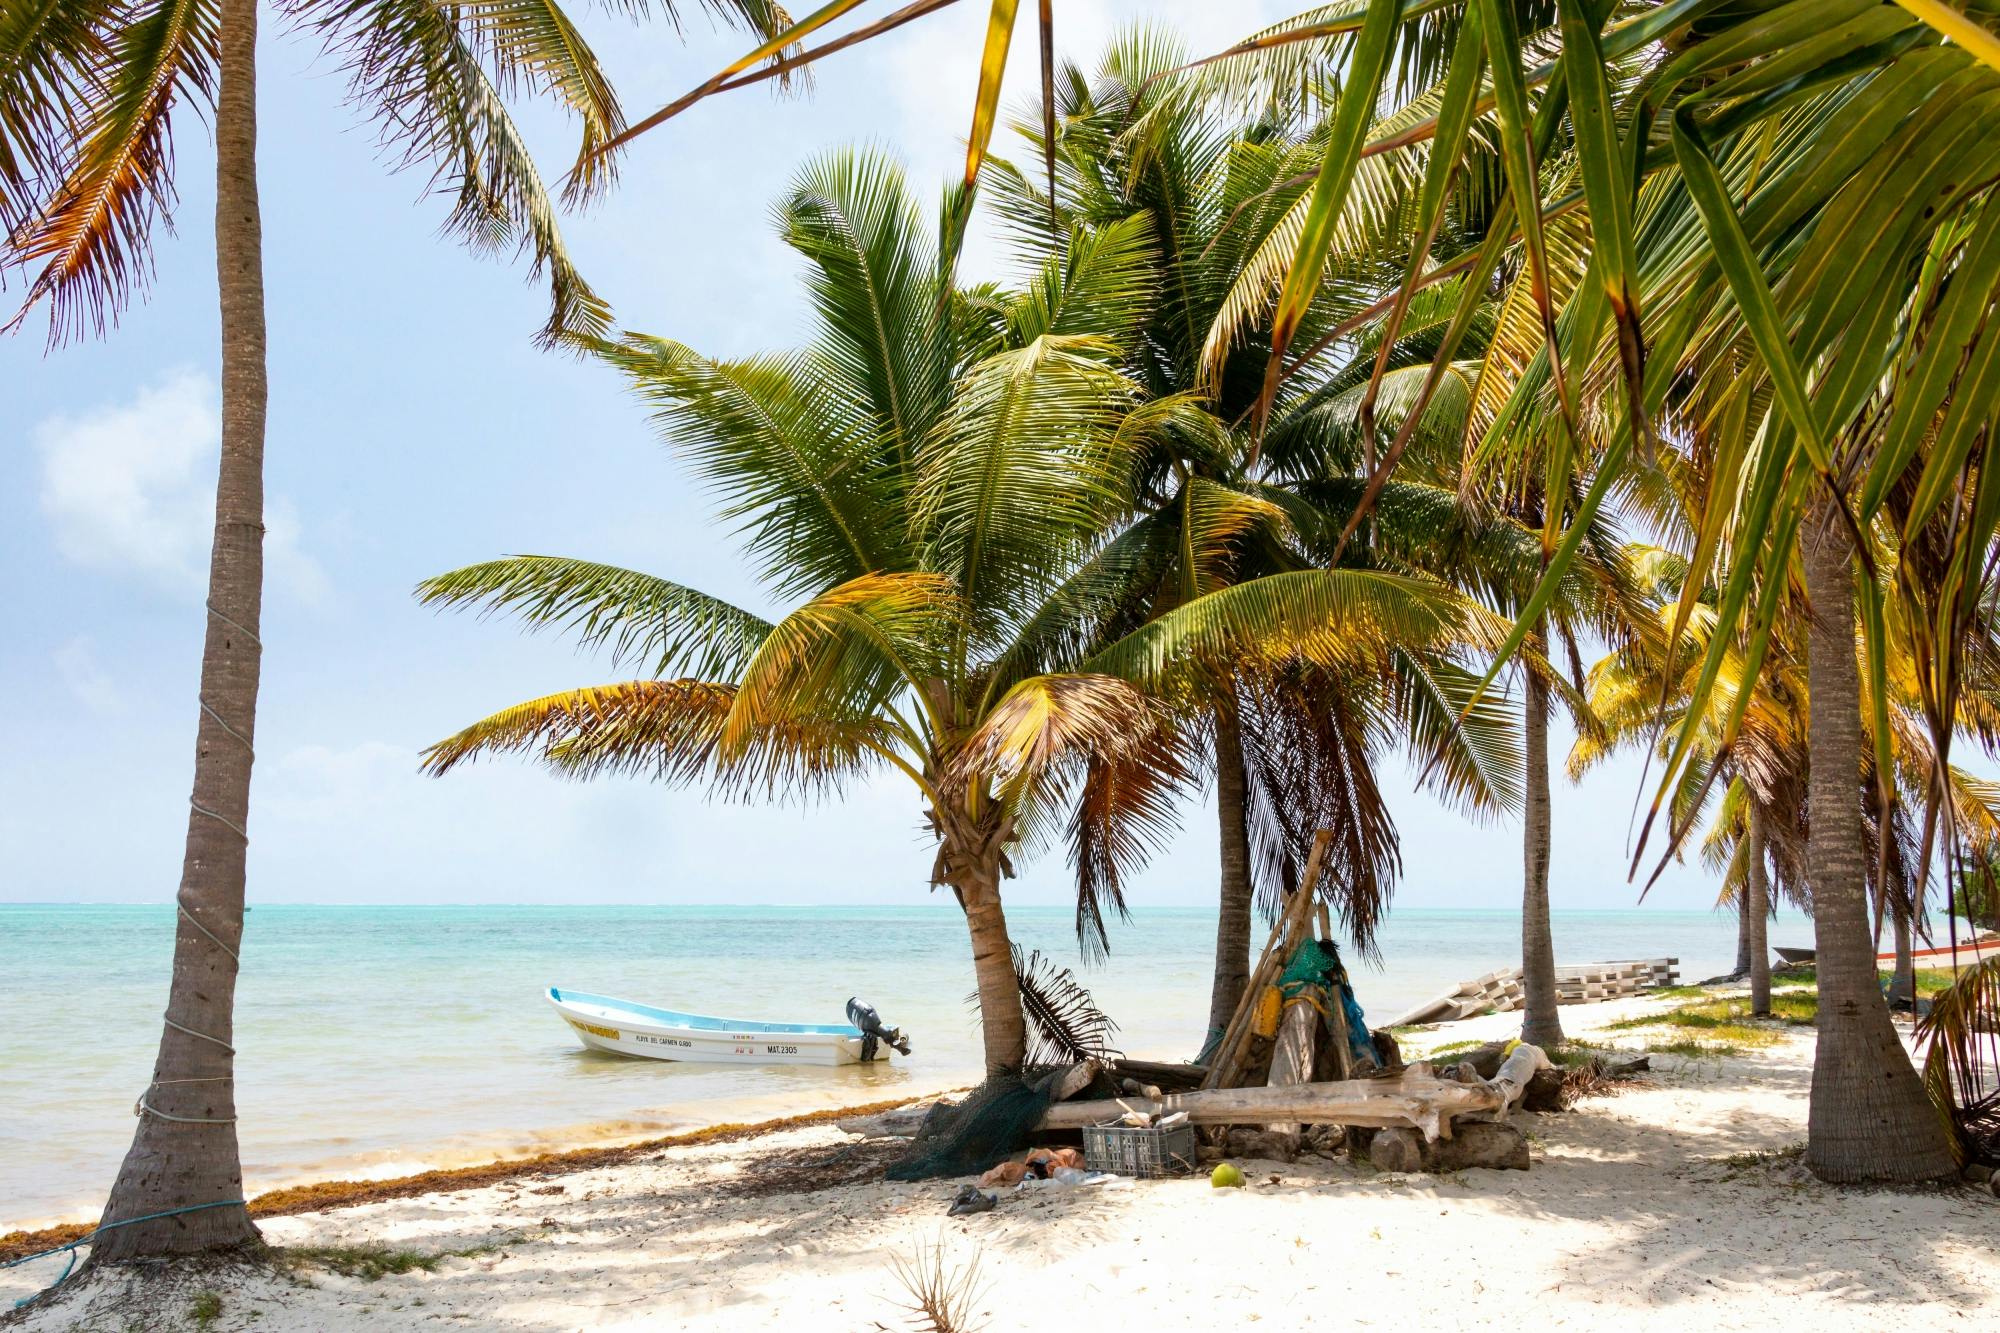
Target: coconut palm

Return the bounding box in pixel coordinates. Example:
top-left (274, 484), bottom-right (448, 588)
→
top-left (1, 0), bottom-right (788, 1260)
top-left (975, 30), bottom-right (1557, 1047)
top-left (418, 147), bottom-right (1512, 1074)
top-left (1212, 0), bottom-right (2000, 1184)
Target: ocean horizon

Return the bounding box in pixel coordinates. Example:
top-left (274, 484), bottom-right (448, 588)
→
top-left (1, 901), bottom-right (1799, 1229)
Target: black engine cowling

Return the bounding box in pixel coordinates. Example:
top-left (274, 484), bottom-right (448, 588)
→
top-left (846, 997), bottom-right (912, 1059)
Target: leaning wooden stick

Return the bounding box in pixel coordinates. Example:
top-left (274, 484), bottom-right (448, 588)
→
top-left (1201, 828), bottom-right (1334, 1091)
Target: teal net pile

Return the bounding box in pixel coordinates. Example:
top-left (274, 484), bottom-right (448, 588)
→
top-left (1277, 937), bottom-right (1376, 1070)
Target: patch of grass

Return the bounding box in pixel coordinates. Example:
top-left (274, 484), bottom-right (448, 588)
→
top-left (1547, 1039), bottom-right (1614, 1068)
top-left (1716, 1142), bottom-right (1806, 1179)
top-left (1720, 1143), bottom-right (1804, 1169)
top-left (276, 1239), bottom-right (508, 1282)
top-left (189, 1291), bottom-right (223, 1330)
top-left (1648, 983), bottom-right (1714, 1000)
top-left (1768, 963), bottom-right (1956, 1001)
top-left (1607, 992), bottom-right (1814, 1037)
top-left (1427, 1039), bottom-right (1485, 1057)
top-left (1905, 968), bottom-right (1959, 998)
top-left (1641, 1036), bottom-right (1748, 1059)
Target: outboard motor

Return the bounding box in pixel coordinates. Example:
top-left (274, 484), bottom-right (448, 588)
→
top-left (847, 997), bottom-right (912, 1060)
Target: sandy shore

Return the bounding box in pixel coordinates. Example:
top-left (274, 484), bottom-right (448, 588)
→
top-left (9, 987), bottom-right (1997, 1331)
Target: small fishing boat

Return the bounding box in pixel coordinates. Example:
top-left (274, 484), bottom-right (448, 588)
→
top-left (1874, 934), bottom-right (2000, 966)
top-left (1773, 945), bottom-right (1816, 966)
top-left (546, 988), bottom-right (912, 1066)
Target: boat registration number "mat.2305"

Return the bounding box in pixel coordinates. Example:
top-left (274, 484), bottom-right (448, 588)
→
top-left (739, 1044), bottom-right (800, 1055)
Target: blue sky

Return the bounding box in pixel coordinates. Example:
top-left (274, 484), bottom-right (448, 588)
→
top-left (0, 1), bottom-right (1718, 915)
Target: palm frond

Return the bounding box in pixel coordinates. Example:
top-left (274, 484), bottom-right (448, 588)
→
top-left (1084, 568), bottom-right (1508, 700)
top-left (726, 571), bottom-right (959, 752)
top-left (6, 0), bottom-right (218, 343)
top-left (1064, 706), bottom-right (1191, 958)
top-left (966, 944), bottom-right (1122, 1065)
top-left (1005, 212), bottom-right (1158, 346)
top-left (953, 671), bottom-right (1166, 805)
top-left (1918, 956), bottom-right (2000, 1166)
top-left (423, 676), bottom-right (896, 799)
top-left (0, 0), bottom-right (119, 244)
top-left (421, 678), bottom-right (734, 781)
top-left (1237, 666), bottom-right (1403, 956)
top-left (914, 335), bottom-right (1141, 638)
top-left (415, 555), bottom-right (773, 679)
top-left (600, 334), bottom-right (906, 594)
top-left (777, 148), bottom-right (948, 463)
top-left (294, 0), bottom-right (610, 345)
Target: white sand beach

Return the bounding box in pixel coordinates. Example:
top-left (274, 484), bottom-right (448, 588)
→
top-left (10, 986), bottom-right (1996, 1332)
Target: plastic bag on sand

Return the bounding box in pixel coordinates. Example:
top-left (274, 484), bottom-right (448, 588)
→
top-left (979, 1147), bottom-right (1085, 1187)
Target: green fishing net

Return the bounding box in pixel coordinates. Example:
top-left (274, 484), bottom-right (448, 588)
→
top-left (884, 1071), bottom-right (1059, 1181)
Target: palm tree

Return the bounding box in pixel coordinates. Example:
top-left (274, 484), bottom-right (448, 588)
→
top-left (1214, 1), bottom-right (2000, 1183)
top-left (418, 147), bottom-right (1511, 1074)
top-left (0, 0), bottom-right (784, 1260)
top-left (976, 30), bottom-right (1550, 1048)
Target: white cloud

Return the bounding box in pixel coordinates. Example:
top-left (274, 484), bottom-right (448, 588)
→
top-left (35, 370), bottom-right (217, 590)
top-left (52, 636), bottom-right (124, 715)
top-left (34, 370), bottom-right (328, 604)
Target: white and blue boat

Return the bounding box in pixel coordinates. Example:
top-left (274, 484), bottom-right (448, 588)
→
top-left (546, 987), bottom-right (911, 1067)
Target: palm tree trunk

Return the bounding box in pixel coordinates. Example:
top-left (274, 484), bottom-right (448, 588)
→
top-left (1747, 799), bottom-right (1771, 1017)
top-left (1889, 896), bottom-right (1915, 1008)
top-left (1207, 702), bottom-right (1254, 1044)
top-left (1521, 663), bottom-right (1564, 1047)
top-left (1733, 890), bottom-right (1754, 979)
top-left (92, 0), bottom-right (267, 1262)
top-left (937, 802), bottom-right (1026, 1076)
top-left (1800, 502), bottom-right (1953, 1183)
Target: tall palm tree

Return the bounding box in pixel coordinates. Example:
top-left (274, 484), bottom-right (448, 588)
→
top-left (1215, 1), bottom-right (2000, 1183)
top-left (1, 0), bottom-right (784, 1260)
top-left (419, 147), bottom-right (1512, 1074)
top-left (978, 30), bottom-right (1549, 1048)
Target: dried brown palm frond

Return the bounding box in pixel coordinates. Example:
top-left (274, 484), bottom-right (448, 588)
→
top-left (1918, 956), bottom-right (2000, 1167)
top-left (1014, 945), bottom-right (1120, 1068)
top-left (1236, 662), bottom-right (1401, 960)
top-left (964, 944), bottom-right (1121, 1069)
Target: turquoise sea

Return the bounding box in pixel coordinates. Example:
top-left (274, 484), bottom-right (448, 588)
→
top-left (0, 903), bottom-right (1789, 1229)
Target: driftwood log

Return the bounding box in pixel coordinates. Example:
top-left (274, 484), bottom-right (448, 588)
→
top-left (834, 1103), bottom-right (933, 1138)
top-left (1043, 1045), bottom-right (1550, 1144)
top-left (1113, 1059), bottom-right (1206, 1093)
top-left (1265, 993), bottom-right (1320, 1148)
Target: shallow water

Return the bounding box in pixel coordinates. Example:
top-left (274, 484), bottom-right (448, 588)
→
top-left (0, 902), bottom-right (1782, 1227)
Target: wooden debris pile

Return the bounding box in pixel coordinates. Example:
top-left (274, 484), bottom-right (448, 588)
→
top-left (1038, 830), bottom-right (1555, 1175)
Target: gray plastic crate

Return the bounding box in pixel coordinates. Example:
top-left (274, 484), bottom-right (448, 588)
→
top-left (1081, 1121), bottom-right (1199, 1178)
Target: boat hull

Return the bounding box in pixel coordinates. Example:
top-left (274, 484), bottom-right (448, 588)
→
top-left (546, 988), bottom-right (884, 1066)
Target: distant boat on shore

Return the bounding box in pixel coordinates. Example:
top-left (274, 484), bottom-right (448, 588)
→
top-left (546, 987), bottom-right (911, 1066)
top-left (1770, 933), bottom-right (2000, 968)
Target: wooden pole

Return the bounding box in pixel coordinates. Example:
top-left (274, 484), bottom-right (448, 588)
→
top-left (1202, 829), bottom-right (1334, 1091)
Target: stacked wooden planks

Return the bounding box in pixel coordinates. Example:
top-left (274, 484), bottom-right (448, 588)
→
top-left (1384, 958), bottom-right (1679, 1027)
top-left (1554, 958), bottom-right (1678, 1003)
